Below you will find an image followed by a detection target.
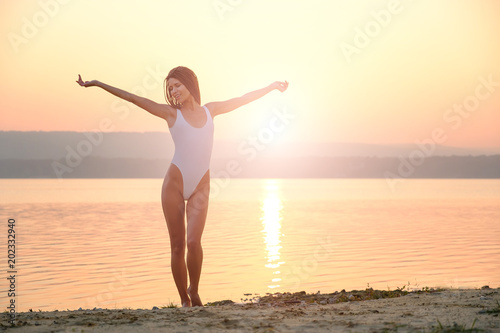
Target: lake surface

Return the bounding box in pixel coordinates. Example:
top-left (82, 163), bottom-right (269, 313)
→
top-left (1, 178), bottom-right (499, 311)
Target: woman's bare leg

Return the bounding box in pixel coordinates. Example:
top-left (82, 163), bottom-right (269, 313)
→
top-left (185, 171), bottom-right (210, 307)
top-left (161, 164), bottom-right (190, 307)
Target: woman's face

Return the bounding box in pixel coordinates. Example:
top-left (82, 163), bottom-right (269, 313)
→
top-left (167, 77), bottom-right (190, 105)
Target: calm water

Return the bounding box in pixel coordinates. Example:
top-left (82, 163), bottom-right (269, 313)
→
top-left (1, 178), bottom-right (499, 312)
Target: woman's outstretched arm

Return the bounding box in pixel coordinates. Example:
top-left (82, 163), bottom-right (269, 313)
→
top-left (207, 81), bottom-right (288, 116)
top-left (76, 75), bottom-right (172, 120)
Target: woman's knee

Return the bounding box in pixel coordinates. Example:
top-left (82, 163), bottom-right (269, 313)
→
top-left (170, 239), bottom-right (186, 256)
top-left (187, 238), bottom-right (202, 252)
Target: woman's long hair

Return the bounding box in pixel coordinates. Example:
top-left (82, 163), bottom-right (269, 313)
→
top-left (164, 66), bottom-right (201, 108)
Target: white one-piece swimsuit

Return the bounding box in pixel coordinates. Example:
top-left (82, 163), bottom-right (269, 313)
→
top-left (169, 105), bottom-right (214, 200)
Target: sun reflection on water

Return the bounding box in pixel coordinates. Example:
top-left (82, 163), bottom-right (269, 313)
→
top-left (260, 180), bottom-right (285, 289)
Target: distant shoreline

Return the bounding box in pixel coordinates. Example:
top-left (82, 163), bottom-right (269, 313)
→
top-left (1, 155), bottom-right (500, 179)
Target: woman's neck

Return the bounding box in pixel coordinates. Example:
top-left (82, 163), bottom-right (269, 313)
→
top-left (181, 98), bottom-right (200, 112)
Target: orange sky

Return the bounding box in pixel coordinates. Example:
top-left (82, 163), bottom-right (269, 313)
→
top-left (1, 0), bottom-right (500, 148)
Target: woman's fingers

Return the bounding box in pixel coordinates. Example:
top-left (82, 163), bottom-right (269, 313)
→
top-left (277, 80), bottom-right (288, 92)
top-left (76, 74), bottom-right (93, 87)
top-left (273, 81), bottom-right (288, 92)
top-left (76, 74), bottom-right (84, 86)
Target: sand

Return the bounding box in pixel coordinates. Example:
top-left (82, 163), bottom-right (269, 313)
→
top-left (2, 288), bottom-right (499, 332)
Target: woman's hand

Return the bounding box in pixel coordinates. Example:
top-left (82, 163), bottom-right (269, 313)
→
top-left (271, 80), bottom-right (289, 92)
top-left (76, 74), bottom-right (98, 88)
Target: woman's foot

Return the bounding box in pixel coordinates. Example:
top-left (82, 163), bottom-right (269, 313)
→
top-left (181, 295), bottom-right (191, 307)
top-left (188, 286), bottom-right (203, 307)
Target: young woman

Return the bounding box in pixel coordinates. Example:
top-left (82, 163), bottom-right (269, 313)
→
top-left (77, 66), bottom-right (288, 307)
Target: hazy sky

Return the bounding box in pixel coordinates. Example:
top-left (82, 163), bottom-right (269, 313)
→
top-left (1, 0), bottom-right (500, 148)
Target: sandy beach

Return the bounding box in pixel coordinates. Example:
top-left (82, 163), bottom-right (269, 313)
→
top-left (2, 287), bottom-right (499, 332)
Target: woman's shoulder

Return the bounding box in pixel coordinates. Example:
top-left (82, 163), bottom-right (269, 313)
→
top-left (164, 104), bottom-right (179, 127)
top-left (203, 103), bottom-right (216, 118)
